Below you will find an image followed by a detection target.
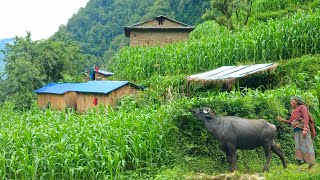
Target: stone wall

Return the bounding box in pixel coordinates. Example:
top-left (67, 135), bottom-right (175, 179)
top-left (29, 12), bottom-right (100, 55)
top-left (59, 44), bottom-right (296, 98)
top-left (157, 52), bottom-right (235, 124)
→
top-left (129, 30), bottom-right (190, 47)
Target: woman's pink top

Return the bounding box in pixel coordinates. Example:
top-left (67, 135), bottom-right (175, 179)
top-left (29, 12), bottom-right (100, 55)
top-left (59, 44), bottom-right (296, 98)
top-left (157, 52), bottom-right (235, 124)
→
top-left (284, 105), bottom-right (310, 135)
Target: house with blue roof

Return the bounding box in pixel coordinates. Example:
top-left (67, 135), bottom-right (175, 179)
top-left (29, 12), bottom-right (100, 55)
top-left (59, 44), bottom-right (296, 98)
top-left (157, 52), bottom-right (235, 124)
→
top-left (34, 81), bottom-right (141, 112)
top-left (75, 81), bottom-right (140, 112)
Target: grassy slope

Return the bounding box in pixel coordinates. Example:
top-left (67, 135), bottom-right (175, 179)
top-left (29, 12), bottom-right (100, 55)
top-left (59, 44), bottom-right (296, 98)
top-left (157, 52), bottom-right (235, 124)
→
top-left (154, 163), bottom-right (320, 179)
top-left (1, 2), bottom-right (319, 179)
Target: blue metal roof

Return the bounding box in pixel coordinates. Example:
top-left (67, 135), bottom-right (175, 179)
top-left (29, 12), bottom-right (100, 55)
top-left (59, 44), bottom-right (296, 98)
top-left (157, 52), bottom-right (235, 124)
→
top-left (35, 81), bottom-right (141, 95)
top-left (97, 70), bottom-right (113, 76)
top-left (34, 83), bottom-right (78, 95)
top-left (75, 81), bottom-right (131, 94)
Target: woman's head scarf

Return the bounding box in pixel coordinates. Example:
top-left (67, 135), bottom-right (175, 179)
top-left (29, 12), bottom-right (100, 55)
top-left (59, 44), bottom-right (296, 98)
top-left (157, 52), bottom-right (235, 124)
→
top-left (290, 96), bottom-right (305, 105)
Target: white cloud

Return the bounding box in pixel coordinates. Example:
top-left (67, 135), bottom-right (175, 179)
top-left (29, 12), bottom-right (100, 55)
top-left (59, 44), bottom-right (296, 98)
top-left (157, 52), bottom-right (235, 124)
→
top-left (0, 0), bottom-right (89, 40)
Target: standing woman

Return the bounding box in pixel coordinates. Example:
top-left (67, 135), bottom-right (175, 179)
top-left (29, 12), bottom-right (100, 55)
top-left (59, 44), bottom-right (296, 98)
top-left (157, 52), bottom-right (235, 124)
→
top-left (277, 96), bottom-right (316, 169)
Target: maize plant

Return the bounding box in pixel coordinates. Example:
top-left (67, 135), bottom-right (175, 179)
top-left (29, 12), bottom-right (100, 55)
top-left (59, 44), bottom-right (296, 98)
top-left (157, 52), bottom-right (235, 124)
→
top-left (0, 104), bottom-right (178, 179)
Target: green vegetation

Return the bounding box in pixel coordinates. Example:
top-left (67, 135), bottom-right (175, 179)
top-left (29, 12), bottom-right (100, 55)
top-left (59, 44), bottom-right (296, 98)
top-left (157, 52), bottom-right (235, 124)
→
top-left (252, 0), bottom-right (320, 22)
top-left (0, 33), bottom-right (93, 109)
top-left (0, 38), bottom-right (14, 73)
top-left (0, 76), bottom-right (319, 178)
top-left (0, 103), bottom-right (177, 179)
top-left (111, 11), bottom-right (320, 81)
top-left (51, 0), bottom-right (211, 61)
top-left (201, 0), bottom-right (318, 35)
top-left (253, 0), bottom-right (315, 13)
top-left (0, 0), bottom-right (319, 179)
top-left (265, 164), bottom-right (320, 180)
top-left (51, 0), bottom-right (319, 65)
top-left (154, 163), bottom-right (320, 180)
top-left (202, 0), bottom-right (254, 30)
top-left (276, 54), bottom-right (320, 79)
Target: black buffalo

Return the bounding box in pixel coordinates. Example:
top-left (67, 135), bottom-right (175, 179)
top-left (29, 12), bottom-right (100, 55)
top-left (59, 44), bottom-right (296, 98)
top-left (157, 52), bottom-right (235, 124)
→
top-left (191, 107), bottom-right (287, 172)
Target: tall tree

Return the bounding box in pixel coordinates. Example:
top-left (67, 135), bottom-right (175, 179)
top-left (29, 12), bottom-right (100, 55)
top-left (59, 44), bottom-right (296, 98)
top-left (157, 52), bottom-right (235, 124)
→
top-left (143, 0), bottom-right (174, 19)
top-left (202, 0), bottom-right (254, 30)
top-left (1, 33), bottom-right (86, 109)
top-left (1, 33), bottom-right (43, 109)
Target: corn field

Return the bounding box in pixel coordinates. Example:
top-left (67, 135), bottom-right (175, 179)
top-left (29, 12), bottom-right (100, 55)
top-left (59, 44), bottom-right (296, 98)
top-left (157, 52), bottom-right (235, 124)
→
top-left (0, 104), bottom-right (177, 179)
top-left (111, 11), bottom-right (320, 81)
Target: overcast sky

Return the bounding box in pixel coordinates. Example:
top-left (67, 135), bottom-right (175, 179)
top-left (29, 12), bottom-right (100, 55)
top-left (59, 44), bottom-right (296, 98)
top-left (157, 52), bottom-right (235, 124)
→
top-left (0, 0), bottom-right (89, 40)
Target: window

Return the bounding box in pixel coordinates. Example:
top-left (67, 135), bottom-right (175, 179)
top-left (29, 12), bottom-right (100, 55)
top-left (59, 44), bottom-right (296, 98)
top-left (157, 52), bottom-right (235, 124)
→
top-left (158, 19), bottom-right (163, 25)
top-left (164, 39), bottom-right (173, 44)
top-left (142, 40), bottom-right (150, 45)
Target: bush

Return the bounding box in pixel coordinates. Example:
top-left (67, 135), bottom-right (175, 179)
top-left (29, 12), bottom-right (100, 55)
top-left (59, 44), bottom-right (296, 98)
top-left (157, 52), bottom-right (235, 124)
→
top-left (253, 9), bottom-right (291, 22)
top-left (276, 54), bottom-right (320, 81)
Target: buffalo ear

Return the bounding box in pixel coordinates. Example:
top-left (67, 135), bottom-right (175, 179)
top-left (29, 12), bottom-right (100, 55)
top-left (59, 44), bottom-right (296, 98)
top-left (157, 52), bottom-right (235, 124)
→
top-left (205, 114), bottom-right (213, 120)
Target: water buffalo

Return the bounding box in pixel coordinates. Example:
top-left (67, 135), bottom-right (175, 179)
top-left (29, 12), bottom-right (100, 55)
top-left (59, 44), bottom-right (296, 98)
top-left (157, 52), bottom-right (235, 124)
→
top-left (191, 107), bottom-right (287, 172)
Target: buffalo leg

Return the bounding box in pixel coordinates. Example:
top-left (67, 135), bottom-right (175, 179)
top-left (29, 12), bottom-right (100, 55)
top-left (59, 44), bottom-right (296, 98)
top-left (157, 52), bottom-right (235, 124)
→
top-left (263, 144), bottom-right (272, 172)
top-left (271, 144), bottom-right (287, 169)
top-left (226, 146), bottom-right (237, 172)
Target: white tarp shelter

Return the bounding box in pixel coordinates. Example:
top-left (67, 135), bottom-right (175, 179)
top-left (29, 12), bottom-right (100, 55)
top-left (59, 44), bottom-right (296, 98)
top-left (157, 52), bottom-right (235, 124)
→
top-left (187, 63), bottom-right (277, 81)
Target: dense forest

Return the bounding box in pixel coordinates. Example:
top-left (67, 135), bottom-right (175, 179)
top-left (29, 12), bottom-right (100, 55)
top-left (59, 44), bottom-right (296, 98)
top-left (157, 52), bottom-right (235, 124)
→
top-left (0, 0), bottom-right (319, 179)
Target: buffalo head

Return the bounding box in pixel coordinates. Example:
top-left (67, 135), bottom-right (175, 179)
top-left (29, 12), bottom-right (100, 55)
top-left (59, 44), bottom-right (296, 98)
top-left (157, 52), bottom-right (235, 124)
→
top-left (191, 107), bottom-right (214, 121)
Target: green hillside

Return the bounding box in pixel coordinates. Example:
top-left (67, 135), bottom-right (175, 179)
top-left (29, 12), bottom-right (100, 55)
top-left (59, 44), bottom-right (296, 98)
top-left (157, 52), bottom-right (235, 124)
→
top-left (0, 0), bottom-right (319, 179)
top-left (51, 0), bottom-right (319, 66)
top-left (51, 0), bottom-right (211, 61)
top-left (110, 11), bottom-right (320, 81)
